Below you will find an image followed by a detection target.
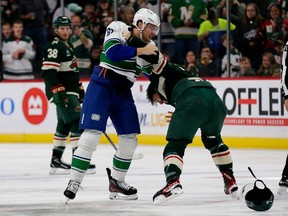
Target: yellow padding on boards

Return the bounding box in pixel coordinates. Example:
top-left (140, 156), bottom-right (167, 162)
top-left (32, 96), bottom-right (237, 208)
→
top-left (0, 134), bottom-right (287, 149)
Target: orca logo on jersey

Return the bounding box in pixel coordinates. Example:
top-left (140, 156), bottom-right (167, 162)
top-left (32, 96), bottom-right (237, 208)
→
top-left (91, 114), bottom-right (100, 121)
top-left (106, 28), bottom-right (114, 36)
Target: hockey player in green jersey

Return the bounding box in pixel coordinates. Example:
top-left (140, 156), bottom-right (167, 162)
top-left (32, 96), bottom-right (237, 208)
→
top-left (123, 11), bottom-right (238, 204)
top-left (41, 16), bottom-right (95, 175)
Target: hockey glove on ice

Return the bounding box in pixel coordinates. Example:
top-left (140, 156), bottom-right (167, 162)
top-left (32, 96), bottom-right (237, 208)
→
top-left (78, 82), bottom-right (85, 103)
top-left (51, 84), bottom-right (69, 107)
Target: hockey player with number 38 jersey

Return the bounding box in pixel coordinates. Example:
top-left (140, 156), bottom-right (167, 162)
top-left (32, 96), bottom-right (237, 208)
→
top-left (42, 16), bottom-right (95, 175)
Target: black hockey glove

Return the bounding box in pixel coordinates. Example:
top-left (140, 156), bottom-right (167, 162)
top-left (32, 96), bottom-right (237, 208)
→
top-left (78, 82), bottom-right (85, 104)
top-left (127, 34), bottom-right (159, 64)
top-left (51, 84), bottom-right (69, 107)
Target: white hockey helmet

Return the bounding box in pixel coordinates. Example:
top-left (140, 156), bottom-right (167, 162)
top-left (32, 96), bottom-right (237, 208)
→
top-left (132, 8), bottom-right (160, 35)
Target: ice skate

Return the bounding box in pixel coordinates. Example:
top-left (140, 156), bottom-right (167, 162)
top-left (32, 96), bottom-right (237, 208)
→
top-left (222, 170), bottom-right (239, 199)
top-left (277, 176), bottom-right (288, 195)
top-left (63, 180), bottom-right (81, 203)
top-left (152, 177), bottom-right (183, 205)
top-left (106, 168), bottom-right (138, 200)
top-left (49, 157), bottom-right (71, 175)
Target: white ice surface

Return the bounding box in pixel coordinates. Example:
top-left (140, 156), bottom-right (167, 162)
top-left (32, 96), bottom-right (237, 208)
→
top-left (0, 143), bottom-right (287, 216)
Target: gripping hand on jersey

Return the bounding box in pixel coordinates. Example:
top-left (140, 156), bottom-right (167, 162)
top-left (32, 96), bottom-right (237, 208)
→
top-left (125, 33), bottom-right (159, 64)
top-left (51, 84), bottom-right (69, 107)
top-left (78, 82), bottom-right (85, 104)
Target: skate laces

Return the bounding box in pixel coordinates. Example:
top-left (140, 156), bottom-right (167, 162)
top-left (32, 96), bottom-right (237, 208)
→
top-left (51, 158), bottom-right (70, 168)
top-left (163, 179), bottom-right (181, 193)
top-left (222, 171), bottom-right (237, 194)
top-left (67, 180), bottom-right (80, 193)
top-left (116, 180), bottom-right (133, 190)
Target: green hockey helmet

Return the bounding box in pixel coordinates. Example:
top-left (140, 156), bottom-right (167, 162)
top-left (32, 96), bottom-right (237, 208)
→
top-left (53, 16), bottom-right (71, 28)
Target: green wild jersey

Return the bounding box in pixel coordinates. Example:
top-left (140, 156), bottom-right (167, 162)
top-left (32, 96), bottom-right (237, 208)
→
top-left (99, 21), bottom-right (141, 82)
top-left (41, 37), bottom-right (80, 101)
top-left (131, 37), bottom-right (213, 103)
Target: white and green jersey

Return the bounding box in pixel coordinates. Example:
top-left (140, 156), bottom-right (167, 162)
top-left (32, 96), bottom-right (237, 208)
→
top-left (99, 21), bottom-right (142, 83)
top-left (2, 35), bottom-right (35, 80)
top-left (221, 47), bottom-right (242, 77)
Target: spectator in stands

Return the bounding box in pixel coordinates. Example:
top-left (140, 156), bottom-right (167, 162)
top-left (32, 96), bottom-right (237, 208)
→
top-left (239, 56), bottom-right (256, 77)
top-left (211, 0), bottom-right (246, 26)
top-left (120, 5), bottom-right (135, 26)
top-left (123, 0), bottom-right (141, 11)
top-left (184, 50), bottom-right (199, 77)
top-left (238, 0), bottom-right (272, 18)
top-left (256, 52), bottom-right (280, 77)
top-left (197, 46), bottom-right (219, 77)
top-left (274, 39), bottom-right (285, 65)
top-left (198, 7), bottom-right (236, 74)
top-left (70, 15), bottom-right (94, 78)
top-left (18, 0), bottom-right (50, 76)
top-left (2, 20), bottom-right (35, 80)
top-left (221, 34), bottom-right (242, 77)
top-left (1, 0), bottom-right (19, 23)
top-left (236, 3), bottom-right (265, 71)
top-left (52, 3), bottom-right (82, 22)
top-left (94, 0), bottom-right (114, 45)
top-left (278, 0), bottom-right (288, 17)
top-left (82, 3), bottom-right (97, 32)
top-left (89, 45), bottom-right (102, 75)
top-left (1, 22), bottom-right (12, 42)
top-left (260, 3), bottom-right (288, 55)
top-left (168, 0), bottom-right (207, 64)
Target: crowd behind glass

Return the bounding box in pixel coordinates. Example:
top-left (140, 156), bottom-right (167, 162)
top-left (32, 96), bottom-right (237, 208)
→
top-left (1, 0), bottom-right (287, 80)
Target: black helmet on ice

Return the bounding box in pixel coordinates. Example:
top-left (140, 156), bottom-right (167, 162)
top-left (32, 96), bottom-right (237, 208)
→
top-left (241, 167), bottom-right (274, 212)
top-left (242, 179), bottom-right (274, 211)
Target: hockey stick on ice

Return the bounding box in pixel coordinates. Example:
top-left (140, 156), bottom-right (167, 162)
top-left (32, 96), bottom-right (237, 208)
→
top-left (103, 132), bottom-right (144, 160)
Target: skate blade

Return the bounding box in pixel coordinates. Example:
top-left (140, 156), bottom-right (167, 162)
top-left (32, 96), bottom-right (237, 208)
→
top-left (49, 168), bottom-right (70, 175)
top-left (153, 187), bottom-right (184, 205)
top-left (85, 168), bottom-right (96, 175)
top-left (277, 186), bottom-right (288, 195)
top-left (64, 196), bottom-right (71, 204)
top-left (132, 152), bottom-right (144, 160)
top-left (230, 190), bottom-right (239, 200)
top-left (109, 192), bottom-right (138, 200)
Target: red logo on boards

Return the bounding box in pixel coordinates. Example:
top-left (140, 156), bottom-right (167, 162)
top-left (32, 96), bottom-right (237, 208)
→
top-left (22, 88), bottom-right (48, 124)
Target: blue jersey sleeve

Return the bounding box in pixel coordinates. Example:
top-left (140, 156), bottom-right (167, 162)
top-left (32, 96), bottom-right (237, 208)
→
top-left (106, 44), bottom-right (137, 62)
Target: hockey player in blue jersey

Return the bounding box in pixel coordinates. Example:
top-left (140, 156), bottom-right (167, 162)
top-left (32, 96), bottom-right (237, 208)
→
top-left (63, 8), bottom-right (160, 202)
